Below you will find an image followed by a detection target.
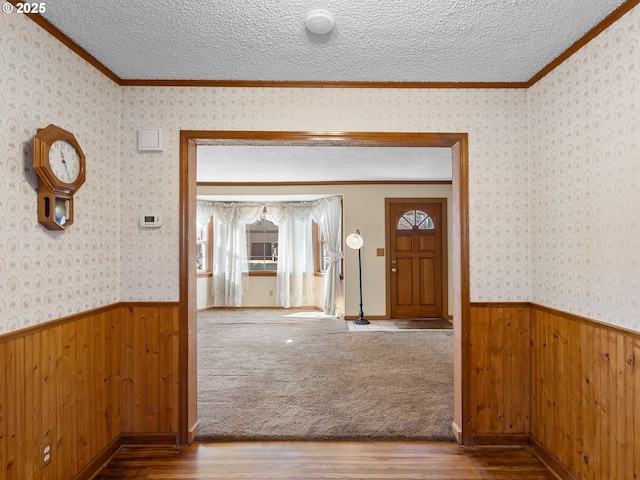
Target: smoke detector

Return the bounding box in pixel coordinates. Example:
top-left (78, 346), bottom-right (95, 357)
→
top-left (305, 9), bottom-right (334, 35)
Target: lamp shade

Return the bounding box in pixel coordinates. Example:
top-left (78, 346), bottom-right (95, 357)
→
top-left (346, 232), bottom-right (364, 250)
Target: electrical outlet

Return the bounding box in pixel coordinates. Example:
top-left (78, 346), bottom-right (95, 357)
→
top-left (269, 290), bottom-right (274, 297)
top-left (40, 439), bottom-right (52, 469)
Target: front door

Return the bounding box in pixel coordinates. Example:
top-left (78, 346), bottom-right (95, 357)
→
top-left (387, 199), bottom-right (447, 319)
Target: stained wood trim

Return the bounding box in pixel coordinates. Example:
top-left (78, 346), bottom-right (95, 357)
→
top-left (179, 134), bottom-right (198, 446)
top-left (247, 271), bottom-right (277, 277)
top-left (0, 302), bottom-right (180, 344)
top-left (119, 301), bottom-right (180, 308)
top-left (120, 433), bottom-right (178, 446)
top-left (343, 315), bottom-right (390, 321)
top-left (471, 433), bottom-right (531, 447)
top-left (120, 79), bottom-right (530, 89)
top-left (527, 0), bottom-right (640, 87)
top-left (0, 304), bottom-right (115, 343)
top-left (454, 135), bottom-right (472, 446)
top-left (11, 2), bottom-right (121, 85)
top-left (471, 302), bottom-right (532, 309)
top-left (20, 0), bottom-right (640, 90)
top-left (197, 180), bottom-right (453, 186)
top-left (187, 130), bottom-right (468, 145)
top-left (181, 129), bottom-right (471, 446)
top-left (530, 436), bottom-right (581, 480)
top-left (71, 437), bottom-right (122, 480)
top-left (471, 301), bottom-right (640, 340)
top-left (531, 303), bottom-right (640, 340)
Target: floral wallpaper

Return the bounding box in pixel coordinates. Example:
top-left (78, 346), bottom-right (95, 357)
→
top-left (529, 4), bottom-right (640, 330)
top-left (2, 3), bottom-right (639, 333)
top-left (119, 87), bottom-right (530, 305)
top-left (0, 12), bottom-right (121, 333)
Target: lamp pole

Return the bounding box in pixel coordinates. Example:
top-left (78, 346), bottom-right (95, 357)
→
top-left (354, 245), bottom-right (369, 325)
top-left (346, 230), bottom-right (369, 326)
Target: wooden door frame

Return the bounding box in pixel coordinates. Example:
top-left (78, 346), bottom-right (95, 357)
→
top-left (179, 130), bottom-right (471, 446)
top-left (385, 198), bottom-right (449, 320)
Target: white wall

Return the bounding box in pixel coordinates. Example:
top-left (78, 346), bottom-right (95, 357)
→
top-left (197, 275), bottom-right (329, 311)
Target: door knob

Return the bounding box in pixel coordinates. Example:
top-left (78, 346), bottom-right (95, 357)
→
top-left (391, 268), bottom-right (397, 273)
top-left (391, 260), bottom-right (397, 264)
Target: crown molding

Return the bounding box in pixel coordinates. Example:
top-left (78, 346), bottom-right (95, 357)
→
top-left (17, 0), bottom-right (640, 89)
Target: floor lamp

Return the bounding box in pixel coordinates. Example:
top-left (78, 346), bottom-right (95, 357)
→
top-left (346, 230), bottom-right (369, 325)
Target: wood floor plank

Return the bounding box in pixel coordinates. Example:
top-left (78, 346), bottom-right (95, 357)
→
top-left (93, 442), bottom-right (556, 480)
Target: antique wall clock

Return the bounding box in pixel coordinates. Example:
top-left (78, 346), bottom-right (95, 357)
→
top-left (33, 124), bottom-right (86, 230)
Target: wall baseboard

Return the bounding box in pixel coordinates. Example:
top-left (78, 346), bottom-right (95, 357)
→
top-left (72, 437), bottom-right (122, 480)
top-left (344, 315), bottom-right (389, 320)
top-left (471, 433), bottom-right (530, 447)
top-left (530, 436), bottom-right (580, 480)
top-left (451, 422), bottom-right (463, 444)
top-left (121, 433), bottom-right (179, 446)
top-left (188, 420), bottom-right (200, 444)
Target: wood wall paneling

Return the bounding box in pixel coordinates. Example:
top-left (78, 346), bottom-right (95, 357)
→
top-left (3, 301), bottom-right (639, 480)
top-left (120, 305), bottom-right (180, 435)
top-left (471, 303), bottom-right (639, 480)
top-left (0, 304), bottom-right (179, 480)
top-left (469, 304), bottom-right (531, 442)
top-left (529, 307), bottom-right (640, 480)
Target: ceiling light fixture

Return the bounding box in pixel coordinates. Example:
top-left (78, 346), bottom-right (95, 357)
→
top-left (305, 9), bottom-right (334, 35)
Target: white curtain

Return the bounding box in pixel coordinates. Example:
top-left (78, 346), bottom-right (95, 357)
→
top-left (197, 196), bottom-right (343, 312)
top-left (312, 196), bottom-right (343, 315)
top-left (209, 203), bottom-right (263, 306)
top-left (196, 200), bottom-right (215, 237)
top-left (266, 203), bottom-right (315, 308)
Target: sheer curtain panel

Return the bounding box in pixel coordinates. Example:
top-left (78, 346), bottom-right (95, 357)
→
top-left (266, 204), bottom-right (315, 308)
top-left (210, 203), bottom-right (262, 306)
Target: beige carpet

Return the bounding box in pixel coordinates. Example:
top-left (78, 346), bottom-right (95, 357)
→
top-left (196, 309), bottom-right (455, 442)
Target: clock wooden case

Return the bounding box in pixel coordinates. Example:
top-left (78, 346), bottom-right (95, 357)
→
top-left (33, 124), bottom-right (86, 230)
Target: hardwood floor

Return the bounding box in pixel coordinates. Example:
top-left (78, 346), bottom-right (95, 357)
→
top-left (94, 441), bottom-right (557, 479)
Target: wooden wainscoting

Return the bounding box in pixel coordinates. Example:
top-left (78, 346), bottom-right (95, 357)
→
top-left (530, 304), bottom-right (640, 480)
top-left (469, 303), bottom-right (531, 445)
top-left (0, 303), bottom-right (179, 480)
top-left (120, 303), bottom-right (180, 436)
top-left (469, 302), bottom-right (640, 480)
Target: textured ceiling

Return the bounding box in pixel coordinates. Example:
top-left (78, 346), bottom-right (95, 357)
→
top-left (40, 0), bottom-right (626, 83)
top-left (196, 145), bottom-right (452, 183)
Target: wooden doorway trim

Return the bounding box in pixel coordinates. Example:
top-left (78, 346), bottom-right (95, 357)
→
top-left (179, 130), bottom-right (471, 446)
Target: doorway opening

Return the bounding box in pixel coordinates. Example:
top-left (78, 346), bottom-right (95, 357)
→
top-left (179, 131), bottom-right (471, 445)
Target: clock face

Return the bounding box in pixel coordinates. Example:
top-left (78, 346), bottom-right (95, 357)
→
top-left (49, 140), bottom-right (81, 184)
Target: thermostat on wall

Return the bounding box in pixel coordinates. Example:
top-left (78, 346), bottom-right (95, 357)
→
top-left (140, 214), bottom-right (162, 228)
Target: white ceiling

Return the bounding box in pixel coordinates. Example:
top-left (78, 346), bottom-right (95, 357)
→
top-left (40, 0), bottom-right (626, 83)
top-left (196, 145), bottom-right (452, 183)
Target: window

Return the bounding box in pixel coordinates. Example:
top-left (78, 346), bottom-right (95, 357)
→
top-left (196, 241), bottom-right (206, 271)
top-left (313, 222), bottom-right (331, 273)
top-left (397, 209), bottom-right (435, 230)
top-left (247, 218), bottom-right (278, 271)
top-left (196, 216), bottom-right (212, 274)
